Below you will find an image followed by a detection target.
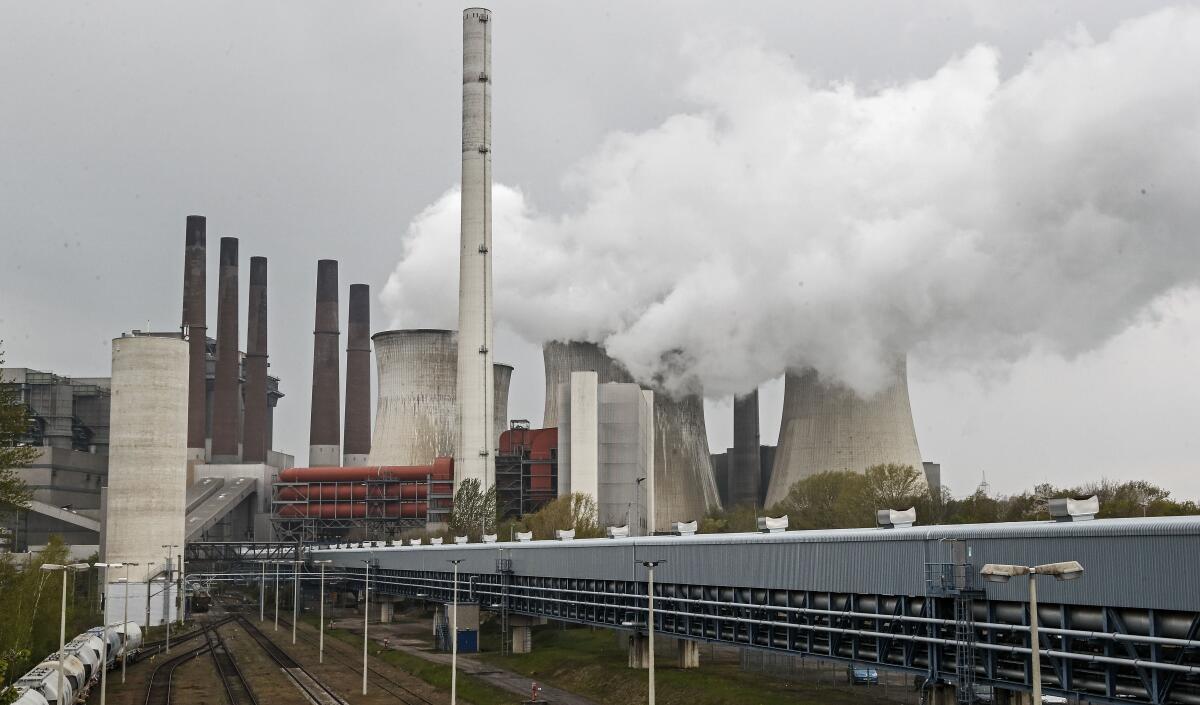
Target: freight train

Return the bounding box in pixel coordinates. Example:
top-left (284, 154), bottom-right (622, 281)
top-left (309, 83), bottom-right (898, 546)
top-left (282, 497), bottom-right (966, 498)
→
top-left (9, 621), bottom-right (142, 705)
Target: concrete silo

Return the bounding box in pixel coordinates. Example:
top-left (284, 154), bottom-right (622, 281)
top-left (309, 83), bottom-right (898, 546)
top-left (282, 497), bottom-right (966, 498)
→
top-left (541, 341), bottom-right (721, 530)
top-left (103, 333), bottom-right (188, 622)
top-left (764, 357), bottom-right (924, 507)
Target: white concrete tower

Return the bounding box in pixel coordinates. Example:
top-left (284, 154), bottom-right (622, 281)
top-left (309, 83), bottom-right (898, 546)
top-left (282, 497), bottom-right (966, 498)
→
top-left (455, 7), bottom-right (495, 492)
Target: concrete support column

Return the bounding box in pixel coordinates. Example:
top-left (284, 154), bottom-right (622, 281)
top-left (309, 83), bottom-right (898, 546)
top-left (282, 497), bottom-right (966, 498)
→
top-left (677, 639), bottom-right (699, 668)
top-left (511, 625), bottom-right (532, 654)
top-left (1009, 692), bottom-right (1035, 705)
top-left (926, 684), bottom-right (958, 705)
top-left (378, 598), bottom-right (395, 624)
top-left (628, 633), bottom-right (649, 669)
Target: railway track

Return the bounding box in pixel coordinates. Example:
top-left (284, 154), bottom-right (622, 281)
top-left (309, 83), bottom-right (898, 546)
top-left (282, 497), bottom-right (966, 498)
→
top-left (233, 614), bottom-right (349, 705)
top-left (204, 624), bottom-right (258, 705)
top-left (277, 616), bottom-right (437, 705)
top-left (142, 633), bottom-right (212, 705)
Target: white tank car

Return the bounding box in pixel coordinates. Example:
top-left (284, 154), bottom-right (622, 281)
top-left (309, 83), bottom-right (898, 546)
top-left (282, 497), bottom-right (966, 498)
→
top-left (113, 621), bottom-right (143, 656)
top-left (87, 625), bottom-right (122, 668)
top-left (16, 664), bottom-right (73, 705)
top-left (35, 653), bottom-right (87, 700)
top-left (11, 686), bottom-right (50, 705)
top-left (61, 635), bottom-right (101, 682)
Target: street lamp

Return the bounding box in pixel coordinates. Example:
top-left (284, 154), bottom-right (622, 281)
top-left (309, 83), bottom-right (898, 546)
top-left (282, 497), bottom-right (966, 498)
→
top-left (360, 557), bottom-right (373, 695)
top-left (448, 559), bottom-right (465, 705)
top-left (41, 563), bottom-right (88, 705)
top-left (274, 561), bottom-right (281, 632)
top-left (980, 561), bottom-right (1084, 703)
top-left (161, 544), bottom-right (179, 651)
top-left (92, 562), bottom-right (122, 705)
top-left (635, 559), bottom-right (665, 705)
top-left (312, 560), bottom-right (332, 663)
top-left (291, 560), bottom-right (304, 645)
top-left (119, 562), bottom-right (139, 683)
top-left (259, 560), bottom-right (267, 623)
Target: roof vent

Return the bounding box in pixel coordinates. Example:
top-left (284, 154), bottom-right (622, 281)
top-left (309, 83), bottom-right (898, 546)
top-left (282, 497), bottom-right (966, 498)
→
top-left (757, 515), bottom-right (789, 533)
top-left (454, 536), bottom-right (469, 544)
top-left (876, 507), bottom-right (917, 529)
top-left (1048, 495), bottom-right (1099, 522)
top-left (672, 520), bottom-right (697, 537)
top-left (555, 529), bottom-right (575, 541)
top-left (516, 531), bottom-right (533, 542)
top-left (482, 533), bottom-right (498, 543)
top-left (607, 525), bottom-right (629, 539)
top-left (430, 537), bottom-right (443, 546)
top-left (408, 538), bottom-right (422, 546)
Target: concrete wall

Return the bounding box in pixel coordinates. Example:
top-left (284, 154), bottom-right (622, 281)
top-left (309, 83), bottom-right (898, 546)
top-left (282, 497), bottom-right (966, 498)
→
top-left (765, 357), bottom-right (923, 507)
top-left (104, 334), bottom-right (188, 585)
top-left (455, 7), bottom-right (496, 493)
top-left (568, 372), bottom-right (598, 500)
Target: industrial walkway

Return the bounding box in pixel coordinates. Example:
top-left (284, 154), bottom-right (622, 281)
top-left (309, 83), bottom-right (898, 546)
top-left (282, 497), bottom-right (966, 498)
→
top-left (312, 516), bottom-right (1200, 705)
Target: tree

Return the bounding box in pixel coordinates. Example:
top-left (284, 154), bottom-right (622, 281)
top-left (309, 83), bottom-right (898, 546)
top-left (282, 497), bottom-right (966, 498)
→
top-left (447, 478), bottom-right (497, 541)
top-left (519, 493), bottom-right (603, 539)
top-left (864, 463), bottom-right (927, 511)
top-left (0, 342), bottom-right (36, 512)
top-left (769, 470), bottom-right (874, 529)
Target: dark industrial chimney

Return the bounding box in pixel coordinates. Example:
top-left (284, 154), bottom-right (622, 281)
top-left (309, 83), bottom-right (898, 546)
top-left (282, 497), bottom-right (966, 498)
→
top-left (181, 215), bottom-right (207, 462)
top-left (243, 256), bottom-right (269, 464)
top-left (210, 237), bottom-right (241, 462)
top-left (343, 283), bottom-right (371, 466)
top-left (729, 389), bottom-right (762, 508)
top-left (308, 259), bottom-right (341, 466)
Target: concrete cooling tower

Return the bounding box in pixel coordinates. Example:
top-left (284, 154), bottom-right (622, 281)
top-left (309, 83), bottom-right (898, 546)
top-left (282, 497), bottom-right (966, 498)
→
top-left (367, 329), bottom-right (512, 468)
top-left (494, 363), bottom-right (513, 448)
top-left (764, 357), bottom-right (924, 507)
top-left (542, 341), bottom-right (721, 529)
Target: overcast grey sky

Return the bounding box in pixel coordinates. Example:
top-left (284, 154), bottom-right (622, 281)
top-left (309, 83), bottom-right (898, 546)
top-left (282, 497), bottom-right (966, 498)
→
top-left (2, 1), bottom-right (1197, 500)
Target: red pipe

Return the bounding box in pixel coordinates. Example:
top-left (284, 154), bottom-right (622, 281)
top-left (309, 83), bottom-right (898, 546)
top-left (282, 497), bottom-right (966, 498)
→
top-left (276, 484), bottom-right (438, 501)
top-left (276, 502), bottom-right (428, 519)
top-left (278, 457), bottom-right (453, 483)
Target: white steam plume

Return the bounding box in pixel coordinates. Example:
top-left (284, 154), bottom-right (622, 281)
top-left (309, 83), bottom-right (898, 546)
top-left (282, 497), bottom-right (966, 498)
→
top-left (382, 8), bottom-right (1200, 398)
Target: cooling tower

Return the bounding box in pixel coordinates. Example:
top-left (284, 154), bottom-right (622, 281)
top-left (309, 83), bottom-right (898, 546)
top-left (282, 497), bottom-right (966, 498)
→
top-left (210, 237), bottom-right (240, 462)
top-left (728, 389), bottom-right (762, 508)
top-left (309, 260), bottom-right (341, 466)
top-left (369, 329), bottom-right (514, 468)
top-left (242, 256), bottom-right (269, 463)
top-left (104, 334), bottom-right (188, 584)
top-left (181, 215), bottom-right (207, 462)
top-left (541, 341), bottom-right (721, 529)
top-left (764, 357), bottom-right (924, 507)
top-left (343, 284), bottom-right (372, 466)
top-left (493, 362), bottom-right (513, 448)
top-left (455, 7), bottom-right (495, 492)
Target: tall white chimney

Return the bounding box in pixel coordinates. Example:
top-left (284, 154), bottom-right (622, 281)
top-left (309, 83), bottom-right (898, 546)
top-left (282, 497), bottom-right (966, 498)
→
top-left (455, 7), bottom-right (495, 492)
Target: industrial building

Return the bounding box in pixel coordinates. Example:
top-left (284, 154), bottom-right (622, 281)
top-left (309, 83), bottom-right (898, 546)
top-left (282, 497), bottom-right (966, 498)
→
top-left (496, 423), bottom-right (558, 519)
top-left (543, 341), bottom-right (721, 531)
top-left (765, 357), bottom-right (926, 506)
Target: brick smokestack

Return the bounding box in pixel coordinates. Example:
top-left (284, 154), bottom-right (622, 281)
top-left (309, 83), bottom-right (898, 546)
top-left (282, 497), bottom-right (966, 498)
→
top-left (242, 256), bottom-right (269, 463)
top-left (729, 389), bottom-right (762, 508)
top-left (308, 259), bottom-right (341, 466)
top-left (211, 237), bottom-right (241, 462)
top-left (181, 215), bottom-right (207, 462)
top-left (343, 283), bottom-right (371, 466)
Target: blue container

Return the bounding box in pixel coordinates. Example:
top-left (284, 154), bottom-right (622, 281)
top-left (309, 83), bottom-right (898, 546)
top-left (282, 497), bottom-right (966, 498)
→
top-left (456, 629), bottom-right (478, 653)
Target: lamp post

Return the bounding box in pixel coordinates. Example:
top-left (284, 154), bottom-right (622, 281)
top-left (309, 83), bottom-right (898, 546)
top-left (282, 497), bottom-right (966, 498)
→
top-left (259, 560), bottom-right (267, 623)
top-left (274, 561), bottom-right (281, 632)
top-left (161, 544), bottom-right (179, 651)
top-left (42, 563), bottom-right (88, 705)
top-left (92, 562), bottom-right (122, 705)
top-left (361, 557), bottom-right (372, 695)
top-left (292, 560), bottom-right (303, 645)
top-left (448, 559), bottom-right (465, 705)
top-left (119, 562), bottom-right (139, 683)
top-left (636, 559), bottom-right (665, 705)
top-left (980, 560), bottom-right (1084, 703)
top-left (312, 560), bottom-right (332, 663)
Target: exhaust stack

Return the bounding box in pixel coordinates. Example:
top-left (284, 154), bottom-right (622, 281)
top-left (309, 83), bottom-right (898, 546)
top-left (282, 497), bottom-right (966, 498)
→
top-left (243, 256), bottom-right (269, 463)
top-left (210, 237), bottom-right (240, 462)
top-left (308, 259), bottom-right (341, 466)
top-left (455, 7), bottom-right (495, 492)
top-left (343, 283), bottom-right (371, 466)
top-left (181, 215), bottom-right (207, 462)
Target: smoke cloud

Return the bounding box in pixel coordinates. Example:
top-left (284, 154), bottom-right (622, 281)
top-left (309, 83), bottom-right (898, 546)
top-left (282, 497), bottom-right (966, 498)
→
top-left (382, 8), bottom-right (1200, 399)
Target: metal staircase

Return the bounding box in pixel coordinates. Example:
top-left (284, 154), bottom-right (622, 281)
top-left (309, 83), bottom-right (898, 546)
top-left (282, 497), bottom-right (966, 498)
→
top-left (925, 540), bottom-right (984, 704)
